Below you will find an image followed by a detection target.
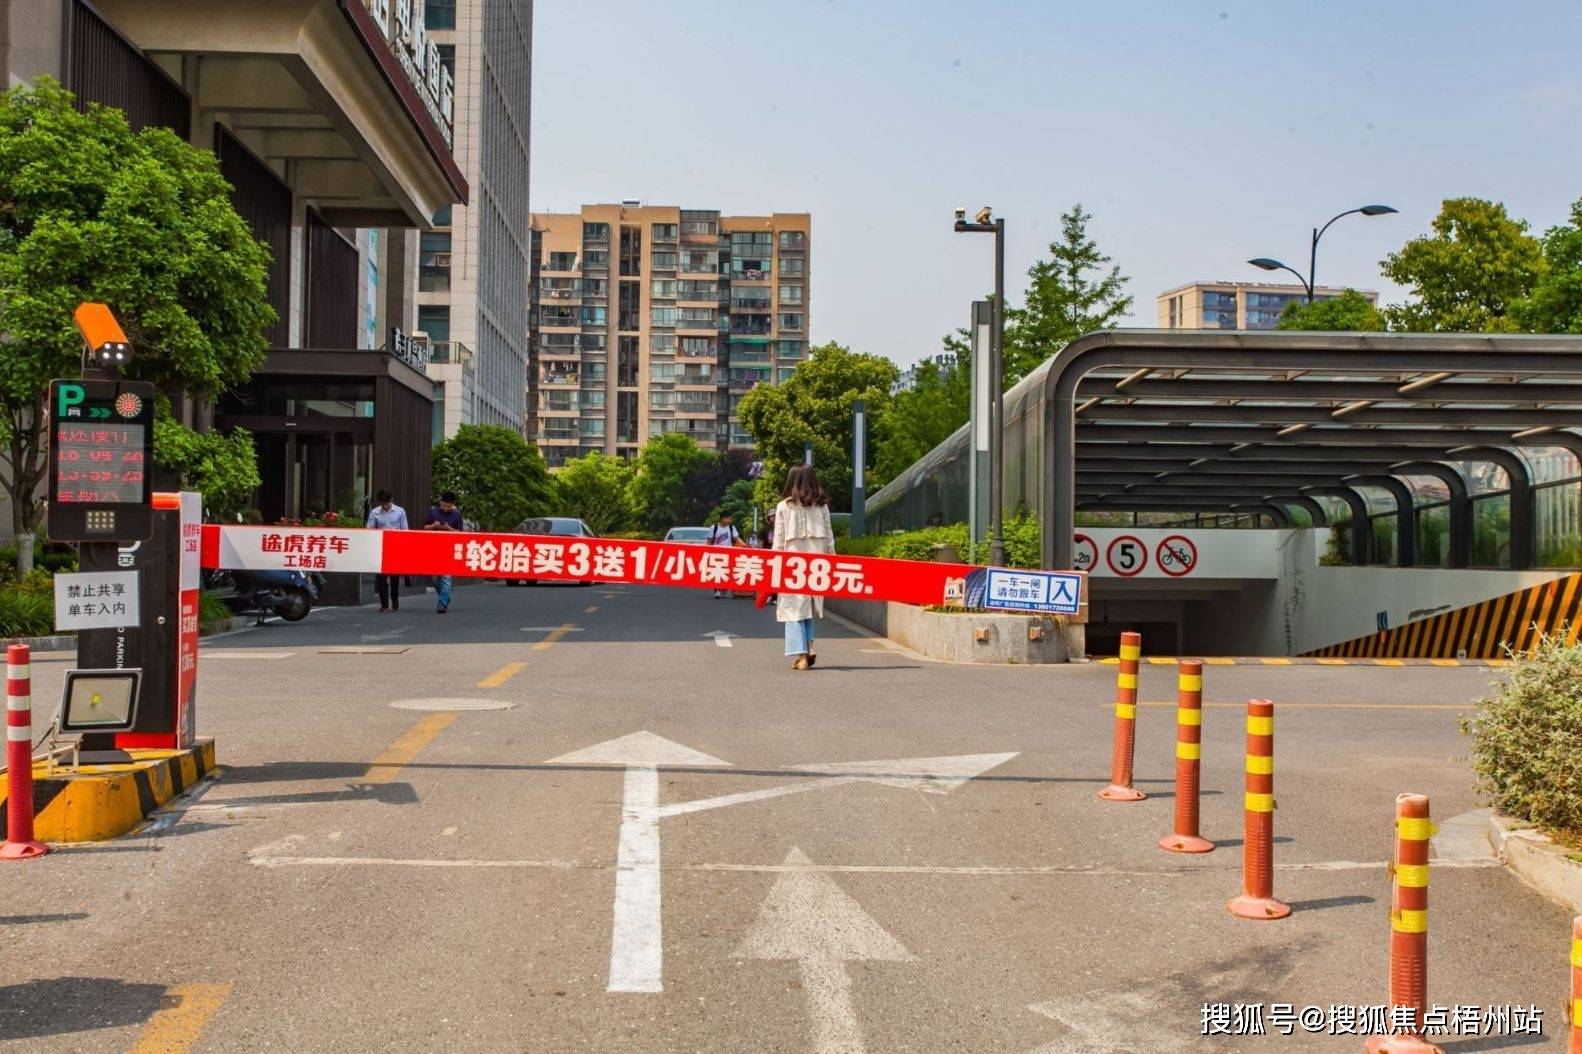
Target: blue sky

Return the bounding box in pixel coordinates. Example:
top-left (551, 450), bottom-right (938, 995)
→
top-left (531, 1), bottom-right (1582, 366)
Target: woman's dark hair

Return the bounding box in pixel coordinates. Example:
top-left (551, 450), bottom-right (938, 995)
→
top-left (375, 489), bottom-right (392, 504)
top-left (781, 464), bottom-right (829, 506)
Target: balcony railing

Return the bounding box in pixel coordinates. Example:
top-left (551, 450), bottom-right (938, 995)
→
top-left (419, 338), bottom-right (474, 369)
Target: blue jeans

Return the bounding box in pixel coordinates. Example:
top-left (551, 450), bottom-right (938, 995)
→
top-left (784, 618), bottom-right (816, 657)
top-left (435, 576), bottom-right (453, 610)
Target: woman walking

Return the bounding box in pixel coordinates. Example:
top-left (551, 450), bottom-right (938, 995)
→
top-left (773, 464), bottom-right (834, 670)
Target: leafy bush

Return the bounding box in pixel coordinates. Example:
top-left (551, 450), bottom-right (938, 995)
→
top-left (0, 582), bottom-right (53, 638)
top-left (837, 513), bottom-right (1047, 567)
top-left (1462, 631), bottom-right (1582, 839)
top-left (199, 591), bottom-right (233, 631)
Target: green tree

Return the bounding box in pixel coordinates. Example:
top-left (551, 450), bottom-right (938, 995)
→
top-left (430, 424), bottom-right (553, 531)
top-left (553, 451), bottom-right (635, 535)
top-left (1277, 289), bottom-right (1386, 331)
top-left (1514, 196), bottom-right (1582, 334)
top-left (712, 478), bottom-right (759, 533)
top-left (1003, 204), bottom-right (1132, 385)
top-left (1381, 198), bottom-right (1546, 332)
top-left (873, 353), bottom-right (969, 482)
top-left (737, 340), bottom-right (897, 511)
top-left (0, 78), bottom-right (274, 570)
top-left (628, 433), bottom-right (716, 534)
top-left (152, 409), bottom-right (260, 521)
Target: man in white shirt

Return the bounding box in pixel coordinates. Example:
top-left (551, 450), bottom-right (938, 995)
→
top-left (365, 489), bottom-right (408, 612)
top-left (708, 512), bottom-right (742, 598)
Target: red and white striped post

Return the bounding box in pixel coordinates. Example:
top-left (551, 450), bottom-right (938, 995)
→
top-left (2, 643), bottom-right (47, 860)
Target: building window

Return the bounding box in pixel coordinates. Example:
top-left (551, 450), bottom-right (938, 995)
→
top-left (436, 43), bottom-right (455, 75)
top-left (779, 256), bottom-right (804, 275)
top-left (579, 306), bottom-right (607, 326)
top-left (650, 334), bottom-right (677, 353)
top-left (546, 251), bottom-right (578, 271)
top-left (778, 285), bottom-right (804, 304)
top-left (651, 279), bottom-right (677, 298)
top-left (425, 0), bottom-right (457, 29)
top-left (777, 340), bottom-right (805, 359)
top-left (651, 251), bottom-right (679, 270)
top-left (432, 204), bottom-right (452, 226)
top-left (651, 307), bottom-right (678, 327)
top-left (584, 222), bottom-right (610, 241)
top-left (778, 231), bottom-right (806, 250)
top-left (417, 305), bottom-right (450, 342)
top-left (779, 312), bottom-right (804, 331)
top-left (652, 223), bottom-right (678, 239)
top-left (419, 231), bottom-right (451, 292)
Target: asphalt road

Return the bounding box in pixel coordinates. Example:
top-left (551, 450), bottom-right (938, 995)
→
top-left (0, 580), bottom-right (1572, 1053)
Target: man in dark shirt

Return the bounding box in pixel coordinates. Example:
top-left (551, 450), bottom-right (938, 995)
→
top-left (423, 491), bottom-right (464, 613)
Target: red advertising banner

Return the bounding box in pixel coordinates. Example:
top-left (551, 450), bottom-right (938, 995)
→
top-left (199, 525), bottom-right (1086, 610)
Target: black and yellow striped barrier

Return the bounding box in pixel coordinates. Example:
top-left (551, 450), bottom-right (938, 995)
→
top-left (1308, 573), bottom-right (1582, 660)
top-left (0, 739), bottom-right (214, 842)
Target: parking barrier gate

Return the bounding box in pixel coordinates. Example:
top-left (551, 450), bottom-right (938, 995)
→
top-left (1227, 699), bottom-right (1287, 920)
top-left (1364, 793), bottom-right (1442, 1053)
top-left (2, 643), bottom-right (47, 860)
top-left (1570, 916), bottom-right (1581, 1054)
top-left (1099, 631), bottom-right (1145, 802)
top-left (1159, 660), bottom-right (1212, 854)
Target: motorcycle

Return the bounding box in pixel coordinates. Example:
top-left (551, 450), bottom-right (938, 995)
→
top-left (204, 568), bottom-right (322, 623)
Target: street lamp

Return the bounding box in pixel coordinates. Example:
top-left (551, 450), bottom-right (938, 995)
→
top-left (954, 206), bottom-right (1006, 567)
top-left (1248, 204), bottom-right (1397, 303)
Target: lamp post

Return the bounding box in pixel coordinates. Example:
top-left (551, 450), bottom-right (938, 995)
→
top-left (851, 398), bottom-right (867, 538)
top-left (1248, 204), bottom-right (1397, 303)
top-left (954, 207), bottom-right (1006, 567)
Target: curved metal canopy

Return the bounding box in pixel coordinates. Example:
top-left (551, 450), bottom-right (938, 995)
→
top-left (1042, 330), bottom-right (1582, 569)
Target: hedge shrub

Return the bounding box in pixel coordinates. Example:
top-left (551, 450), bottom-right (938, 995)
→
top-left (836, 514), bottom-right (1046, 568)
top-left (1462, 631), bottom-right (1582, 840)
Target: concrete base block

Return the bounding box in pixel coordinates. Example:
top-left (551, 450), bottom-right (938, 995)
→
top-left (0, 739), bottom-right (216, 842)
top-left (827, 598), bottom-right (1084, 664)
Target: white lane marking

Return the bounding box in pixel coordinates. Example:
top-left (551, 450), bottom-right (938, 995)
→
top-left (198, 650), bottom-right (295, 659)
top-left (360, 625), bottom-right (411, 643)
top-left (520, 625), bottom-right (587, 632)
top-left (544, 732), bottom-right (731, 994)
top-left (703, 630), bottom-right (736, 648)
top-left (610, 765), bottom-right (663, 993)
top-left (245, 855), bottom-right (1502, 876)
top-left (790, 752), bottom-right (1020, 794)
top-left (733, 847), bottom-right (914, 1054)
top-left (657, 752), bottom-right (1019, 819)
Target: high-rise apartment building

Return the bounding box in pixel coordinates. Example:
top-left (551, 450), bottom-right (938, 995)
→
top-left (415, 0), bottom-right (533, 437)
top-left (529, 205), bottom-right (810, 466)
top-left (1157, 281), bottom-right (1378, 330)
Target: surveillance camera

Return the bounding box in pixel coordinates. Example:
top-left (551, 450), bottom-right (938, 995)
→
top-left (954, 206), bottom-right (966, 222)
top-left (975, 206), bottom-right (993, 225)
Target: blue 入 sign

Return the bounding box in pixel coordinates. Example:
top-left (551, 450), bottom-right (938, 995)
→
top-left (981, 568), bottom-right (1083, 615)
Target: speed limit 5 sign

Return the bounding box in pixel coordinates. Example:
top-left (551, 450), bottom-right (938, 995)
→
top-left (1105, 535), bottom-right (1147, 577)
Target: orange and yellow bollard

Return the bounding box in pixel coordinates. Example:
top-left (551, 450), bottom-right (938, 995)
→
top-left (1364, 793), bottom-right (1443, 1053)
top-left (2, 643), bottom-right (47, 861)
top-left (1159, 660), bottom-right (1213, 854)
top-left (1569, 916), bottom-right (1581, 1054)
top-left (1227, 699), bottom-right (1288, 920)
top-left (1099, 631), bottom-right (1145, 802)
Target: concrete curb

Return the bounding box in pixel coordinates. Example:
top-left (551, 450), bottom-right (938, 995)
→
top-left (1489, 812), bottom-right (1582, 913)
top-left (2, 617), bottom-right (252, 656)
top-left (826, 598), bottom-right (1084, 665)
top-left (0, 739), bottom-right (216, 842)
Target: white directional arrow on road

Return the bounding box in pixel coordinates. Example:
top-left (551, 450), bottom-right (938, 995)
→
top-left (545, 734), bottom-right (1015, 995)
top-left (734, 847), bottom-right (915, 1054)
top-left (545, 732), bottom-right (730, 994)
top-left (702, 630), bottom-right (738, 647)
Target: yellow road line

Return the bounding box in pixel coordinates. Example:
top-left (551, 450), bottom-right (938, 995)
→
top-left (363, 713), bottom-right (456, 783)
top-left (1134, 701), bottom-right (1473, 711)
top-left (534, 623), bottom-right (577, 651)
top-left (1260, 658), bottom-right (1293, 665)
top-left (585, 605), bottom-right (599, 614)
top-left (127, 982), bottom-right (232, 1054)
top-left (477, 661), bottom-right (527, 689)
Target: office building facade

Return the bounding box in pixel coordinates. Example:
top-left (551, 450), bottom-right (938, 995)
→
top-left (416, 0), bottom-right (534, 437)
top-left (529, 205), bottom-right (810, 466)
top-left (1157, 281), bottom-right (1378, 330)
